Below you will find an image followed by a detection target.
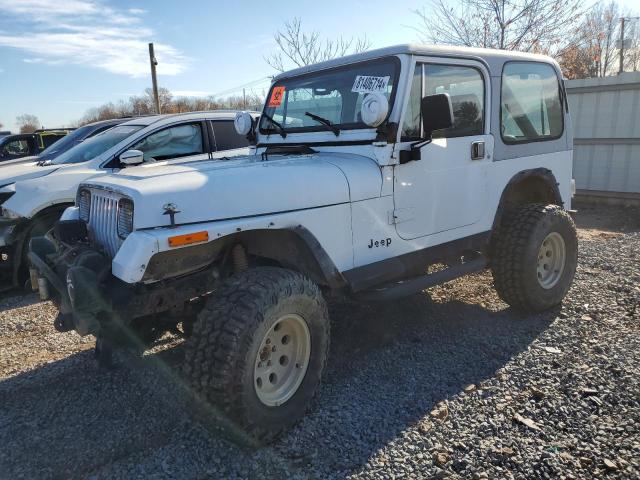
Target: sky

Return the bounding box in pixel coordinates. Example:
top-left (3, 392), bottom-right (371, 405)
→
top-left (0, 0), bottom-right (636, 132)
top-left (0, 0), bottom-right (425, 132)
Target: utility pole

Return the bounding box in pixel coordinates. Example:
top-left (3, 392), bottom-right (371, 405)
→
top-left (148, 43), bottom-right (161, 114)
top-left (243, 88), bottom-right (246, 109)
top-left (619, 17), bottom-right (626, 74)
top-left (619, 17), bottom-right (640, 75)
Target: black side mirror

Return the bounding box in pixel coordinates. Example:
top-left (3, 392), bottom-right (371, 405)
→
top-left (401, 93), bottom-right (454, 164)
top-left (421, 93), bottom-right (454, 137)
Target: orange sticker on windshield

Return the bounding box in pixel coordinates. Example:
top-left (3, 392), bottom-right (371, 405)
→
top-left (268, 86), bottom-right (285, 107)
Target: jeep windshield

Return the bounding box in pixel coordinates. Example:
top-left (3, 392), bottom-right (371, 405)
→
top-left (51, 125), bottom-right (144, 165)
top-left (259, 57), bottom-right (399, 137)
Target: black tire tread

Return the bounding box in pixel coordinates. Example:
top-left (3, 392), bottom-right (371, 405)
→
top-left (183, 267), bottom-right (329, 443)
top-left (491, 203), bottom-right (577, 311)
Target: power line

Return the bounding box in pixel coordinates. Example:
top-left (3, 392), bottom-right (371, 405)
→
top-left (209, 76), bottom-right (273, 98)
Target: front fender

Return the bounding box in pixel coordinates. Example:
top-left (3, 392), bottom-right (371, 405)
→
top-left (112, 203), bottom-right (353, 285)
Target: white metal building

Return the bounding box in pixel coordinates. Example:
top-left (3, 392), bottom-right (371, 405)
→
top-left (566, 72), bottom-right (640, 203)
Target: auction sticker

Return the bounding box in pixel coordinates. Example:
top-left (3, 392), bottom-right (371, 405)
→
top-left (268, 86), bottom-right (286, 107)
top-left (351, 75), bottom-right (390, 93)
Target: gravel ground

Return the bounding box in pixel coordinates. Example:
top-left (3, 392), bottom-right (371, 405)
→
top-left (0, 204), bottom-right (638, 479)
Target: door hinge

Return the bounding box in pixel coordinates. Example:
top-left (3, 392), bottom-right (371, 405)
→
top-left (388, 208), bottom-right (415, 224)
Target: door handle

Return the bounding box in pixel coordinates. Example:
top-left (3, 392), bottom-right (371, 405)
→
top-left (471, 141), bottom-right (485, 160)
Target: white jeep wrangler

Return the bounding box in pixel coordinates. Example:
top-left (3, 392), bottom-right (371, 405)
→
top-left (30, 44), bottom-right (577, 443)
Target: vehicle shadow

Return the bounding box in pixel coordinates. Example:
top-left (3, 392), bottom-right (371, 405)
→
top-left (0, 292), bottom-right (557, 478)
top-left (0, 290), bottom-right (41, 310)
top-left (572, 202), bottom-right (640, 233)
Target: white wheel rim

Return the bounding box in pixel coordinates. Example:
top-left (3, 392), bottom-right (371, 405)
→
top-left (536, 232), bottom-right (566, 289)
top-left (254, 313), bottom-right (311, 407)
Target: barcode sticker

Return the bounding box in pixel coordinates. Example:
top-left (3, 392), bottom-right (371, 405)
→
top-left (351, 75), bottom-right (390, 93)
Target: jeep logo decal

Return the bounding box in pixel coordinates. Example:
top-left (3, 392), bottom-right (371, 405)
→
top-left (368, 238), bottom-right (392, 248)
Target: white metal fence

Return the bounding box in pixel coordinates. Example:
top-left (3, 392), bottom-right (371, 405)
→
top-left (566, 72), bottom-right (640, 201)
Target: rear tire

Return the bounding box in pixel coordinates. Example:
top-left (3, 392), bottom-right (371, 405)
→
top-left (184, 267), bottom-right (330, 444)
top-left (491, 204), bottom-right (577, 312)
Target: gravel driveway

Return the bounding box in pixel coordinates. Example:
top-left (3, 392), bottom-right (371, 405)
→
top-left (0, 204), bottom-right (638, 479)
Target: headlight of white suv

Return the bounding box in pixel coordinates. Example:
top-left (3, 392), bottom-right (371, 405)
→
top-left (117, 198), bottom-right (134, 239)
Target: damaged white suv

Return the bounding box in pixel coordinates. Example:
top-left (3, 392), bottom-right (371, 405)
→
top-left (0, 111), bottom-right (254, 290)
top-left (30, 45), bottom-right (577, 443)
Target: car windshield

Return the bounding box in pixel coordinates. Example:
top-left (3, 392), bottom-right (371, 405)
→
top-left (38, 125), bottom-right (95, 160)
top-left (51, 125), bottom-right (144, 165)
top-left (259, 57), bottom-right (399, 136)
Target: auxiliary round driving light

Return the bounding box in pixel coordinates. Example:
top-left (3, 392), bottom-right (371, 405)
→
top-left (361, 93), bottom-right (389, 127)
top-left (234, 111), bottom-right (253, 136)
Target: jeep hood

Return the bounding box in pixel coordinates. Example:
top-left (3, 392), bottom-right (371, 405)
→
top-left (85, 152), bottom-right (382, 229)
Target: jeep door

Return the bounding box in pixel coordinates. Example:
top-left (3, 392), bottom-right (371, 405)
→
top-left (393, 58), bottom-right (492, 240)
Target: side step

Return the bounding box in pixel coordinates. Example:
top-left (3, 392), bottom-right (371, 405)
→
top-left (357, 257), bottom-right (487, 301)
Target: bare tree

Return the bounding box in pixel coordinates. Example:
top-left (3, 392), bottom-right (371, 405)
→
top-left (558, 44), bottom-right (597, 79)
top-left (75, 89), bottom-right (265, 126)
top-left (413, 0), bottom-right (583, 55)
top-left (16, 114), bottom-right (40, 133)
top-left (558, 1), bottom-right (640, 78)
top-left (265, 18), bottom-right (371, 72)
top-left (625, 20), bottom-right (640, 72)
top-left (145, 87), bottom-right (173, 113)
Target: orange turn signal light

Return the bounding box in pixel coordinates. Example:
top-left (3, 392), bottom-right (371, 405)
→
top-left (168, 230), bottom-right (209, 247)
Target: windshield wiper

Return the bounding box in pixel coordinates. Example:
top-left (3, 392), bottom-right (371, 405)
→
top-left (262, 113), bottom-right (287, 139)
top-left (305, 112), bottom-right (340, 136)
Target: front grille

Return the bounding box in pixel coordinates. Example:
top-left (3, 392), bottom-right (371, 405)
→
top-left (86, 189), bottom-right (128, 258)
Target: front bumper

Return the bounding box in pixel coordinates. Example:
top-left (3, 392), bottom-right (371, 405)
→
top-left (29, 220), bottom-right (216, 340)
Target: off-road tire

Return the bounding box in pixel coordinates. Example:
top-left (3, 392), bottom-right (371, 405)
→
top-left (491, 203), bottom-right (577, 312)
top-left (184, 267), bottom-right (330, 444)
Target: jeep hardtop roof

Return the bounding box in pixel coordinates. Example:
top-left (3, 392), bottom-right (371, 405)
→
top-left (273, 43), bottom-right (560, 81)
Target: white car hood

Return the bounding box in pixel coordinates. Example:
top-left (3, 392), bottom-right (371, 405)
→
top-left (2, 163), bottom-right (100, 217)
top-left (0, 160), bottom-right (59, 187)
top-left (84, 152), bottom-right (383, 229)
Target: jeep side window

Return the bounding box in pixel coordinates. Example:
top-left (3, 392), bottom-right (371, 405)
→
top-left (132, 123), bottom-right (204, 161)
top-left (211, 121), bottom-right (250, 151)
top-left (500, 62), bottom-right (563, 143)
top-left (402, 63), bottom-right (484, 140)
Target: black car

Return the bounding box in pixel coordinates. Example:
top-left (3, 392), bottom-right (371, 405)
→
top-left (32, 118), bottom-right (134, 163)
top-left (0, 129), bottom-right (72, 161)
top-left (0, 120), bottom-right (136, 163)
